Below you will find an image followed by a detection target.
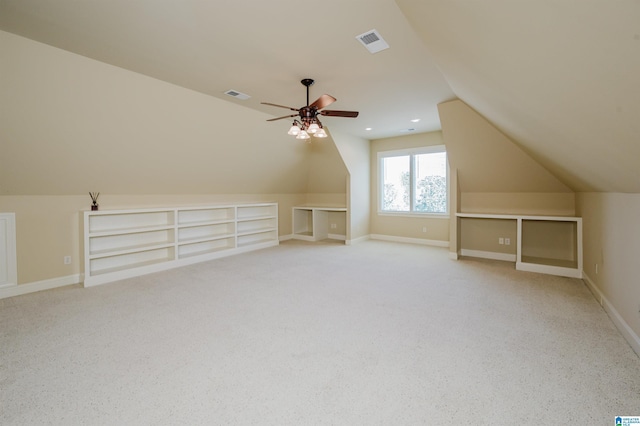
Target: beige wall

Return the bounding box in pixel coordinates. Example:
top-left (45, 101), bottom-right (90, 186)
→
top-left (577, 192), bottom-right (640, 344)
top-left (329, 128), bottom-right (371, 242)
top-left (306, 136), bottom-right (349, 195)
top-left (370, 132), bottom-right (450, 243)
top-left (438, 99), bottom-right (576, 255)
top-left (460, 192), bottom-right (575, 216)
top-left (0, 31), bottom-right (351, 287)
top-left (438, 99), bottom-right (573, 194)
top-left (460, 218), bottom-right (517, 256)
top-left (0, 31), bottom-right (320, 196)
top-left (0, 194), bottom-right (307, 285)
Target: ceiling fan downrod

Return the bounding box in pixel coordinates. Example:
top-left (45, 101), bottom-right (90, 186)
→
top-left (301, 78), bottom-right (314, 106)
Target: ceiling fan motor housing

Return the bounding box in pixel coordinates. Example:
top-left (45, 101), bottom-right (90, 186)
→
top-left (261, 78), bottom-right (358, 131)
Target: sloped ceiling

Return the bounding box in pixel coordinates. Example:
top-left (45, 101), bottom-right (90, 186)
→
top-left (0, 0), bottom-right (454, 140)
top-left (1, 1), bottom-right (638, 193)
top-left (397, 0), bottom-right (640, 193)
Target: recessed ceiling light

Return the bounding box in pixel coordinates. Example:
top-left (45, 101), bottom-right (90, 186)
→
top-left (410, 118), bottom-right (421, 123)
top-left (365, 127), bottom-right (372, 131)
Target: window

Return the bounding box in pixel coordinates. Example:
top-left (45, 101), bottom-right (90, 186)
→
top-left (378, 145), bottom-right (448, 215)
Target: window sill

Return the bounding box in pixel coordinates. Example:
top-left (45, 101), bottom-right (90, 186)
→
top-left (377, 211), bottom-right (450, 219)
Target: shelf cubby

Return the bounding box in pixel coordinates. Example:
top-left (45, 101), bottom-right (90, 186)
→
top-left (236, 218), bottom-right (277, 235)
top-left (89, 210), bottom-right (174, 234)
top-left (90, 247), bottom-right (175, 276)
top-left (89, 229), bottom-right (174, 257)
top-left (237, 204), bottom-right (277, 221)
top-left (177, 237), bottom-right (235, 259)
top-left (237, 230), bottom-right (278, 248)
top-left (292, 206), bottom-right (347, 242)
top-left (83, 203), bottom-right (278, 286)
top-left (177, 222), bottom-right (235, 243)
top-left (456, 213), bottom-right (582, 278)
top-left (177, 207), bottom-right (234, 225)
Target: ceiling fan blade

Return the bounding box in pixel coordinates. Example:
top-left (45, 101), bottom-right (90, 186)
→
top-left (261, 102), bottom-right (299, 111)
top-left (266, 114), bottom-right (299, 122)
top-left (320, 110), bottom-right (359, 118)
top-left (309, 94), bottom-right (336, 110)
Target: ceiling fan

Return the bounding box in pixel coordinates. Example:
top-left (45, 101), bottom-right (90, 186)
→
top-left (261, 78), bottom-right (359, 140)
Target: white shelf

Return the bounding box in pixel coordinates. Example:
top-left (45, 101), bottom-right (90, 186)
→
top-left (90, 242), bottom-right (175, 259)
top-left (237, 230), bottom-right (279, 248)
top-left (177, 207), bottom-right (234, 225)
top-left (292, 206), bottom-right (347, 242)
top-left (456, 213), bottom-right (582, 278)
top-left (83, 203), bottom-right (278, 286)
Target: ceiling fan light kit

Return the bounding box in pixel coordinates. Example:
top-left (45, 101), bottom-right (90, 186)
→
top-left (262, 79), bottom-right (359, 141)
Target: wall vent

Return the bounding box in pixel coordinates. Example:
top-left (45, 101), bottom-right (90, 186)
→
top-left (224, 90), bottom-right (251, 100)
top-left (355, 29), bottom-right (389, 54)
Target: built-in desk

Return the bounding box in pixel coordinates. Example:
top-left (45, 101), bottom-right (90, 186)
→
top-left (292, 206), bottom-right (347, 242)
top-left (456, 213), bottom-right (583, 278)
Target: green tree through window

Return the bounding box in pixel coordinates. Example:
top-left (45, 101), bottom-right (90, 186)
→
top-left (379, 146), bottom-right (447, 214)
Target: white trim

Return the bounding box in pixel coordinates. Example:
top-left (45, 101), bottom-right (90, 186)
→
top-left (0, 274), bottom-right (81, 300)
top-left (328, 233), bottom-right (346, 241)
top-left (377, 212), bottom-right (450, 219)
top-left (460, 249), bottom-right (517, 262)
top-left (458, 213), bottom-right (582, 278)
top-left (0, 213), bottom-right (17, 287)
top-left (583, 272), bottom-right (640, 357)
top-left (449, 251), bottom-right (459, 260)
top-left (457, 212), bottom-right (582, 221)
top-left (378, 144), bottom-right (446, 157)
top-left (516, 261), bottom-right (582, 279)
top-left (346, 235), bottom-right (370, 245)
top-left (279, 234), bottom-right (293, 242)
top-left (84, 241), bottom-right (279, 287)
top-left (377, 146), bottom-right (449, 216)
top-left (370, 234), bottom-right (449, 247)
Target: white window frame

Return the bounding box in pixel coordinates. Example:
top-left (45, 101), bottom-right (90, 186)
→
top-left (377, 145), bottom-right (449, 218)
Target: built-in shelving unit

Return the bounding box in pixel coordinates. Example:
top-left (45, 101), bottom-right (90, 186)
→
top-left (83, 203), bottom-right (278, 286)
top-left (292, 206), bottom-right (347, 242)
top-left (456, 213), bottom-right (582, 278)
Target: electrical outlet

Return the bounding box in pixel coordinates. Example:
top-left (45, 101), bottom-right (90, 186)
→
top-left (64, 256), bottom-right (71, 265)
top-left (595, 263), bottom-right (599, 274)
top-left (330, 223), bottom-right (337, 229)
top-left (422, 227), bottom-right (427, 233)
top-left (498, 237), bottom-right (504, 245)
top-left (504, 238), bottom-right (511, 246)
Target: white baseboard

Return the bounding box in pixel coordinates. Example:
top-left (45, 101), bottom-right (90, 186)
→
top-left (370, 234), bottom-right (449, 248)
top-left (449, 251), bottom-right (459, 260)
top-left (346, 235), bottom-right (370, 245)
top-left (281, 234), bottom-right (345, 242)
top-left (460, 249), bottom-right (516, 262)
top-left (583, 272), bottom-right (640, 357)
top-left (0, 274), bottom-right (81, 300)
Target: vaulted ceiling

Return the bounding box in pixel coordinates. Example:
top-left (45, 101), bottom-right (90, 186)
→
top-left (397, 0), bottom-right (640, 193)
top-left (1, 0), bottom-right (638, 193)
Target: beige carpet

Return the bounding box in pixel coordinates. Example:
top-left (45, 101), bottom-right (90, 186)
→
top-left (1, 240), bottom-right (639, 425)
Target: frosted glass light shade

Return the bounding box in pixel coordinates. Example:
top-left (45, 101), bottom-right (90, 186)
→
top-left (314, 128), bottom-right (327, 138)
top-left (296, 130), bottom-right (310, 140)
top-left (307, 123), bottom-right (320, 134)
top-left (287, 124), bottom-right (300, 135)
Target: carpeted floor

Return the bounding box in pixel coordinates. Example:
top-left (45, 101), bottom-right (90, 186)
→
top-left (1, 239), bottom-right (639, 425)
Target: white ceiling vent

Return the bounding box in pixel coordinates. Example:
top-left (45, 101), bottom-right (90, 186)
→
top-left (224, 89), bottom-right (251, 100)
top-left (355, 29), bottom-right (389, 54)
